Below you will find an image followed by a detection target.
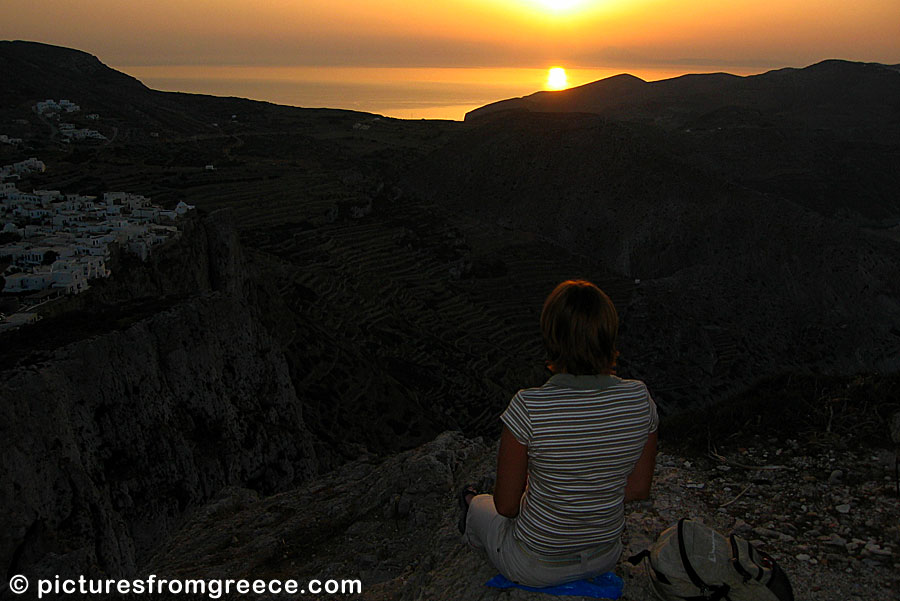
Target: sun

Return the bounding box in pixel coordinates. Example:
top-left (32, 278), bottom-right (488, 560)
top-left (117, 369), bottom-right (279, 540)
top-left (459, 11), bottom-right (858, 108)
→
top-left (546, 67), bottom-right (568, 90)
top-left (538, 0), bottom-right (583, 10)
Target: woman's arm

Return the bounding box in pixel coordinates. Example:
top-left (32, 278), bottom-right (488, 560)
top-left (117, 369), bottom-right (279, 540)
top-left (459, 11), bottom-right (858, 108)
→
top-left (494, 425), bottom-right (528, 518)
top-left (625, 430), bottom-right (657, 502)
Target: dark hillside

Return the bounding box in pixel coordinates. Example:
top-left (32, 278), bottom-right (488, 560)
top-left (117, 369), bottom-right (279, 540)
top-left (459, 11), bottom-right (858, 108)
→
top-left (0, 40), bottom-right (149, 103)
top-left (466, 60), bottom-right (900, 220)
top-left (404, 111), bottom-right (900, 410)
top-left (0, 40), bottom-right (378, 146)
top-left (0, 40), bottom-right (215, 135)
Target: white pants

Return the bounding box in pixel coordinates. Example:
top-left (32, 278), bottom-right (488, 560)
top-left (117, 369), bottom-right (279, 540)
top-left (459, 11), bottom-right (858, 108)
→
top-left (465, 494), bottom-right (621, 588)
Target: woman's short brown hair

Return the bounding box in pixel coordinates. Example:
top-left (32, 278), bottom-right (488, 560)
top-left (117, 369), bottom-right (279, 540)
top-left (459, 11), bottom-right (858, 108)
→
top-left (541, 280), bottom-right (619, 375)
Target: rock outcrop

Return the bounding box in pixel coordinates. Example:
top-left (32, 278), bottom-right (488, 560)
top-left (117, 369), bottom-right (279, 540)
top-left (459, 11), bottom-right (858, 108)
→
top-left (136, 429), bottom-right (899, 601)
top-left (0, 210), bottom-right (318, 580)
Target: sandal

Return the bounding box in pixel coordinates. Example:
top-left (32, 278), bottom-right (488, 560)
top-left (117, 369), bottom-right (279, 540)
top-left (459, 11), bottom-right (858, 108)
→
top-left (457, 484), bottom-right (479, 534)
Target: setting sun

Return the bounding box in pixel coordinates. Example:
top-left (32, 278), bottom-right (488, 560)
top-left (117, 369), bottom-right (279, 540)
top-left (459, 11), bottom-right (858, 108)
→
top-left (536, 0), bottom-right (583, 11)
top-left (546, 67), bottom-right (568, 90)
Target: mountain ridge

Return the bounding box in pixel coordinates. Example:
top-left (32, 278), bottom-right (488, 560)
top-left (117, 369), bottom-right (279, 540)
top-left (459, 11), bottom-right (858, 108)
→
top-left (465, 59), bottom-right (900, 143)
top-left (0, 40), bottom-right (376, 137)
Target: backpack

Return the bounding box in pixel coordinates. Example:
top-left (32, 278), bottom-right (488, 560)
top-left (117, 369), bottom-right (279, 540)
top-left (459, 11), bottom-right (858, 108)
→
top-left (628, 518), bottom-right (795, 601)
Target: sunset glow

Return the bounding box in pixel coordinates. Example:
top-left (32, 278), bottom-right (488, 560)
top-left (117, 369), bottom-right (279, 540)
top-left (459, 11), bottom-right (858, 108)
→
top-left (3, 1), bottom-right (897, 70)
top-left (535, 0), bottom-right (584, 11)
top-left (1, 0), bottom-right (898, 119)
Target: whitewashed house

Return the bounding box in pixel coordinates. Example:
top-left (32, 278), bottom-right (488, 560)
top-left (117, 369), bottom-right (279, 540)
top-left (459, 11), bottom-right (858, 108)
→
top-left (79, 256), bottom-right (110, 279)
top-left (23, 225), bottom-right (46, 239)
top-left (34, 190), bottom-right (61, 206)
top-left (2, 222), bottom-right (23, 237)
top-left (6, 158), bottom-right (46, 175)
top-left (51, 211), bottom-right (82, 228)
top-left (3, 272), bottom-right (52, 292)
top-left (20, 247), bottom-right (53, 265)
top-left (34, 100), bottom-right (57, 114)
top-left (28, 207), bottom-right (52, 220)
top-left (132, 207), bottom-right (160, 221)
top-left (50, 262), bottom-right (88, 294)
top-left (104, 192), bottom-right (150, 210)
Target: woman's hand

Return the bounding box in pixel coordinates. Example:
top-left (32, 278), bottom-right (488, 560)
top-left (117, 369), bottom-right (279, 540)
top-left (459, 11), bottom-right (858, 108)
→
top-left (494, 425), bottom-right (528, 517)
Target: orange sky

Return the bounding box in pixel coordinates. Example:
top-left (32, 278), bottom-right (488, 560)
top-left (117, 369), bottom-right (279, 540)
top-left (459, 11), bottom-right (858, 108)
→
top-left (2, 0), bottom-right (899, 69)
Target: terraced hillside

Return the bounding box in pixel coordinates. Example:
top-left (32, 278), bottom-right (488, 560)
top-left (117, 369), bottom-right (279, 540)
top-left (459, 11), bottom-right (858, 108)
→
top-left (405, 111), bottom-right (900, 413)
top-left (187, 157), bottom-right (640, 454)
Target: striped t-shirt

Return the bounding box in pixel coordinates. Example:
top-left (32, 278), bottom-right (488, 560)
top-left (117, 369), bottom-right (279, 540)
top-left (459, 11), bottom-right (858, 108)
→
top-left (500, 373), bottom-right (658, 556)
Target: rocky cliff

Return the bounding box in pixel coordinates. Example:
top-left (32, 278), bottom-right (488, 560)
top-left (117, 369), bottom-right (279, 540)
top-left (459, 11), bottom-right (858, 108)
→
top-left (0, 210), bottom-right (318, 581)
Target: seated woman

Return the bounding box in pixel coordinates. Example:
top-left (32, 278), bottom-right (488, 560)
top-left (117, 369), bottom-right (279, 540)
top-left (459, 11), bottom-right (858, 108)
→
top-left (460, 279), bottom-right (658, 587)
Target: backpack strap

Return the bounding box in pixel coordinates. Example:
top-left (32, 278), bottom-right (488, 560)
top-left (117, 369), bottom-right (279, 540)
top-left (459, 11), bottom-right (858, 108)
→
top-left (677, 519), bottom-right (732, 601)
top-left (676, 519), bottom-right (707, 590)
top-left (626, 550), bottom-right (675, 586)
top-left (747, 544), bottom-right (767, 580)
top-left (729, 534), bottom-right (754, 582)
top-left (628, 548), bottom-right (680, 589)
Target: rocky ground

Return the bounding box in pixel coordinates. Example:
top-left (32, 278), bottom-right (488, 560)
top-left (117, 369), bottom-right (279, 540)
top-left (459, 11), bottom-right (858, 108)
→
top-left (134, 428), bottom-right (899, 601)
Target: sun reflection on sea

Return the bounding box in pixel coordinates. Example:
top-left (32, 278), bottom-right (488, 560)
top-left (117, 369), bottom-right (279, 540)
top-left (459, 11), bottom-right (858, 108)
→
top-left (119, 64), bottom-right (770, 121)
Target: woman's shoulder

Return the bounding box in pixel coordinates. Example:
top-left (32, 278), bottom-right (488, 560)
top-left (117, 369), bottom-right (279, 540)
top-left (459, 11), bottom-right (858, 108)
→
top-left (610, 377), bottom-right (655, 403)
top-left (516, 374), bottom-right (651, 400)
top-left (611, 376), bottom-right (650, 392)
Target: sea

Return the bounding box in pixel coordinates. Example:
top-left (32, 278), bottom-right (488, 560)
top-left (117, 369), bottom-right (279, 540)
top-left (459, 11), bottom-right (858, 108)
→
top-left (117, 64), bottom-right (771, 121)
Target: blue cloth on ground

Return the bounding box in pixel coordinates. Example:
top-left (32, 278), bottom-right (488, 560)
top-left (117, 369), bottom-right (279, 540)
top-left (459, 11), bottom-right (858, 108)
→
top-left (485, 572), bottom-right (623, 598)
